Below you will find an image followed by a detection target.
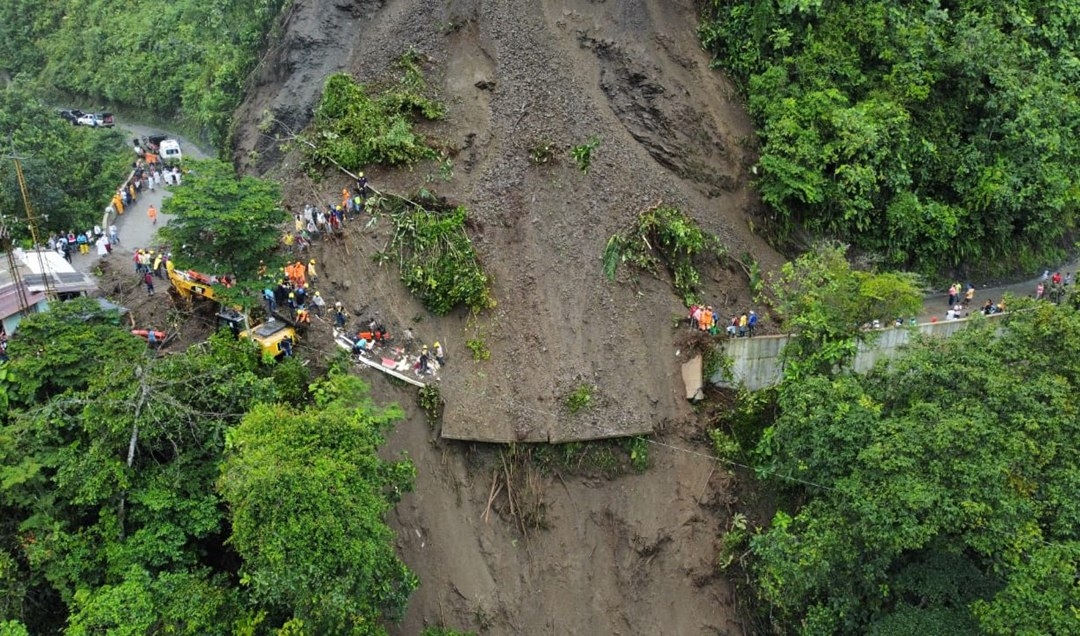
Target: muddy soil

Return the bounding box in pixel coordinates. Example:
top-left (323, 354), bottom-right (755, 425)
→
top-left (379, 379), bottom-right (745, 635)
top-left (236, 0), bottom-right (783, 443)
top-left (232, 0), bottom-right (780, 632)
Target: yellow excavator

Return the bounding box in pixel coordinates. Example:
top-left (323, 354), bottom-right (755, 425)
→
top-left (166, 261), bottom-right (220, 303)
top-left (166, 262), bottom-right (297, 359)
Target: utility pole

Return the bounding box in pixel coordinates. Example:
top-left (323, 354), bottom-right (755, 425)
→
top-left (6, 132), bottom-right (57, 301)
top-left (0, 216), bottom-right (31, 316)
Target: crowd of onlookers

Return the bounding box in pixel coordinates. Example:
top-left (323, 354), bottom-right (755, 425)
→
top-left (282, 175), bottom-right (370, 253)
top-left (47, 225), bottom-right (119, 262)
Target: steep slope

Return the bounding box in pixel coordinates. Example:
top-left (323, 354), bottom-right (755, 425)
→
top-left (234, 0), bottom-right (782, 443)
top-left (231, 0), bottom-right (779, 632)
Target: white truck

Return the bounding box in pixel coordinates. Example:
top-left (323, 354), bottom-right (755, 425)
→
top-left (158, 139), bottom-right (182, 163)
top-left (75, 112), bottom-right (114, 128)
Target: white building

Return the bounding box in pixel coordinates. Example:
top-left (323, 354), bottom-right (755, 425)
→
top-left (0, 249), bottom-right (98, 335)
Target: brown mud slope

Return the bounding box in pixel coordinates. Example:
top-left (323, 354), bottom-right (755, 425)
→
top-left (231, 0), bottom-right (776, 632)
top-left (234, 0), bottom-right (783, 443)
top-left (379, 382), bottom-right (746, 636)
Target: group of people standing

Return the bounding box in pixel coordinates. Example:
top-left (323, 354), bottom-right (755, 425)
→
top-left (688, 304), bottom-right (759, 338)
top-left (262, 259), bottom-right (321, 328)
top-left (48, 225), bottom-right (119, 262)
top-left (282, 174), bottom-right (370, 252)
top-left (1035, 270), bottom-right (1072, 303)
top-left (134, 248), bottom-right (172, 296)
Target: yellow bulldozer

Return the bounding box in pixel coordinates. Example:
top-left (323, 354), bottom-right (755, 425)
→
top-left (216, 307), bottom-right (298, 359)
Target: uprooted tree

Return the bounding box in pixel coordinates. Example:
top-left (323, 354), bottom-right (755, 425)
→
top-left (603, 203), bottom-right (726, 306)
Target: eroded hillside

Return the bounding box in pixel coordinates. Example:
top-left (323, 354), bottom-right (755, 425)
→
top-left (232, 0), bottom-right (780, 632)
top-left (235, 0), bottom-right (781, 443)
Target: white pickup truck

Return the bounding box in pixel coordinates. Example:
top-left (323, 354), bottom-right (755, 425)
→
top-left (76, 112), bottom-right (115, 128)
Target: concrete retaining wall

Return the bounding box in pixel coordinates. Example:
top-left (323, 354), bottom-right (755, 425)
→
top-left (711, 314), bottom-right (1004, 390)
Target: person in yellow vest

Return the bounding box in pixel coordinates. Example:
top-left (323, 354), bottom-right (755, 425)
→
top-left (307, 259), bottom-right (318, 284)
top-left (282, 232), bottom-right (295, 249)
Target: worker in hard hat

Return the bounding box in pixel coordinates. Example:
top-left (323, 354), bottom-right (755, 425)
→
top-left (307, 259), bottom-right (318, 284)
top-left (356, 172), bottom-right (368, 199)
top-left (333, 302), bottom-right (347, 329)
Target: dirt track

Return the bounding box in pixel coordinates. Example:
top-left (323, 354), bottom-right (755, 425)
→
top-left (231, 0), bottom-right (774, 632)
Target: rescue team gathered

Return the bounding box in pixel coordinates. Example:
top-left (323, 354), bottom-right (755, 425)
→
top-left (50, 163), bottom-right (446, 380)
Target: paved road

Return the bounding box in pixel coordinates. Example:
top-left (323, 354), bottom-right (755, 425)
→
top-left (69, 124), bottom-right (210, 272)
top-left (916, 258), bottom-right (1080, 322)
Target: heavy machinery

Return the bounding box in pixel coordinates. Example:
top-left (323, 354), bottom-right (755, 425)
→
top-left (217, 307), bottom-right (298, 360)
top-left (166, 261), bottom-right (228, 303)
top-left (166, 262), bottom-right (297, 359)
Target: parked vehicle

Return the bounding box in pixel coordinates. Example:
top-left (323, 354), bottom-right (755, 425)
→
top-left (58, 109), bottom-right (85, 124)
top-left (76, 112), bottom-right (114, 128)
top-left (158, 139), bottom-right (182, 163)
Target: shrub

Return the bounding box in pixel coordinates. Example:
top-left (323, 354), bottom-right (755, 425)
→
top-left (570, 136), bottom-right (600, 173)
top-left (565, 384), bottom-right (594, 414)
top-left (303, 59), bottom-right (445, 171)
top-left (603, 204), bottom-right (726, 306)
top-left (373, 191), bottom-right (493, 315)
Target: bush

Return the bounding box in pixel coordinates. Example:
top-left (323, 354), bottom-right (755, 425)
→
top-left (603, 204), bottom-right (726, 306)
top-left (375, 191), bottom-right (493, 315)
top-left (303, 58), bottom-right (445, 171)
top-left (565, 384), bottom-right (594, 414)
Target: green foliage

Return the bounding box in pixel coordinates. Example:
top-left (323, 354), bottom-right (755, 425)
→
top-left (466, 338), bottom-right (490, 361)
top-left (1, 316), bottom-right (279, 633)
top-left (565, 383), bottom-right (594, 414)
top-left (570, 136), bottom-right (600, 174)
top-left (417, 384), bottom-right (444, 426)
top-left (700, 0), bottom-right (1080, 276)
top-left (748, 302), bottom-right (1080, 634)
top-left (0, 621), bottom-right (28, 636)
top-left (160, 159), bottom-right (284, 280)
top-left (624, 437), bottom-right (649, 472)
top-left (4, 297), bottom-right (143, 406)
top-left (374, 191), bottom-right (492, 315)
top-left (66, 568), bottom-right (245, 636)
top-left (303, 62), bottom-right (445, 172)
top-left (604, 205), bottom-right (726, 305)
top-left (701, 346), bottom-right (730, 382)
top-left (270, 357), bottom-right (310, 405)
top-left (767, 242), bottom-right (921, 378)
top-left (0, 82), bottom-right (129, 239)
top-left (0, 0), bottom-right (288, 147)
top-left (709, 428), bottom-right (742, 462)
top-left (219, 372), bottom-right (417, 634)
top-left (717, 512), bottom-right (750, 571)
top-left (529, 440), bottom-right (634, 480)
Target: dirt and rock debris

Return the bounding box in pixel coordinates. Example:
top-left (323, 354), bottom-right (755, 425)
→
top-left (229, 0), bottom-right (782, 632)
